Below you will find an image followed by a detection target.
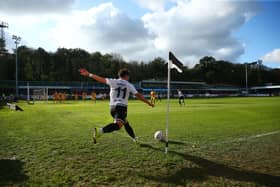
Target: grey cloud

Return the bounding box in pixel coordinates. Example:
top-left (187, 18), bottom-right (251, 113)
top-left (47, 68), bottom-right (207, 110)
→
top-left (81, 11), bottom-right (155, 61)
top-left (0, 0), bottom-right (75, 14)
top-left (90, 14), bottom-right (151, 44)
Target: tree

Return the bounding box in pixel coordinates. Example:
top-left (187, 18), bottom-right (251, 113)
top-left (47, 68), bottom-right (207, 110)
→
top-left (0, 46), bottom-right (279, 87)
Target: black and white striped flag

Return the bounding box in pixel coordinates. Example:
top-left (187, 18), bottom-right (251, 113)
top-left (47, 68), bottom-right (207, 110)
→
top-left (169, 51), bottom-right (184, 73)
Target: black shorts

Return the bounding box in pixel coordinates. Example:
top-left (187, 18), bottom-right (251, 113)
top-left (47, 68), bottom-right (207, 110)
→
top-left (179, 96), bottom-right (184, 100)
top-left (110, 105), bottom-right (127, 123)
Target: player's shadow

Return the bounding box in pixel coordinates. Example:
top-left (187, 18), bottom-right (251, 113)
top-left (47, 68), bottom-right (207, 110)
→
top-left (166, 139), bottom-right (192, 145)
top-left (139, 143), bottom-right (280, 186)
top-left (0, 159), bottom-right (28, 185)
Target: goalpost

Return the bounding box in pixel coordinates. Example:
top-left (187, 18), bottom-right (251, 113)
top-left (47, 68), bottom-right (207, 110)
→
top-left (27, 82), bottom-right (30, 102)
top-left (33, 88), bottom-right (48, 103)
top-left (26, 82), bottom-right (35, 104)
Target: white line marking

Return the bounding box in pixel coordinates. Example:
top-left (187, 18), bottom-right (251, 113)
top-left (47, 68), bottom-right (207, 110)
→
top-left (219, 130), bottom-right (280, 145)
top-left (166, 130), bottom-right (280, 151)
top-left (194, 130), bottom-right (280, 150)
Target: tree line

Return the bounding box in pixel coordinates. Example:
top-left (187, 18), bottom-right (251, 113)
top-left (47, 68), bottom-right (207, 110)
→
top-left (0, 46), bottom-right (279, 87)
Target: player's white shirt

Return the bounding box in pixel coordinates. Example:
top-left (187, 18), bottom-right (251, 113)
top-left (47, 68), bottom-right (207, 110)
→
top-left (106, 78), bottom-right (138, 106)
top-left (178, 91), bottom-right (184, 97)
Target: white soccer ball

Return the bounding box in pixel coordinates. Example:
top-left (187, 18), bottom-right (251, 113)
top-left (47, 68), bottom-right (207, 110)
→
top-left (154, 130), bottom-right (164, 141)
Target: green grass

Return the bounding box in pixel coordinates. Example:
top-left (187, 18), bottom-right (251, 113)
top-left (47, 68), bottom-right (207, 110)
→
top-left (0, 97), bottom-right (280, 186)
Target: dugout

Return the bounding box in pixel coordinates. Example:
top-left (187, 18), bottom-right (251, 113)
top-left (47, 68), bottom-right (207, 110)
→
top-left (139, 80), bottom-right (241, 97)
top-left (250, 85), bottom-right (280, 96)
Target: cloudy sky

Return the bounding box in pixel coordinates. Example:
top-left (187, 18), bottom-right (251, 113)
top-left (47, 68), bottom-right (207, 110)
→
top-left (1, 0), bottom-right (279, 67)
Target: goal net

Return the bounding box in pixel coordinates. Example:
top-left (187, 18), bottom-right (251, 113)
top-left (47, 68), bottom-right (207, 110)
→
top-left (33, 88), bottom-right (48, 102)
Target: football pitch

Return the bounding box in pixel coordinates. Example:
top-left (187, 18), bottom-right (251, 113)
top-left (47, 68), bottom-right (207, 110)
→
top-left (0, 97), bottom-right (280, 186)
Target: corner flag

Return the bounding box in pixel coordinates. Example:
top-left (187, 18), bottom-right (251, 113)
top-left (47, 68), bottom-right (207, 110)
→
top-left (165, 51), bottom-right (184, 154)
top-left (169, 52), bottom-right (184, 73)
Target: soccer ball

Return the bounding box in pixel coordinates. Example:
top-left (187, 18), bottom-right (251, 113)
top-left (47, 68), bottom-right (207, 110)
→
top-left (154, 130), bottom-right (164, 141)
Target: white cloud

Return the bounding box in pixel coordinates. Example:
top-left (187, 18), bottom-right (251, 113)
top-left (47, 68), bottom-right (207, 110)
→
top-left (262, 49), bottom-right (280, 63)
top-left (1, 0), bottom-right (259, 67)
top-left (141, 0), bottom-right (258, 66)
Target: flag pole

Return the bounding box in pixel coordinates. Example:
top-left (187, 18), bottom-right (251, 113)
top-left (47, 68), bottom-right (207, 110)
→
top-left (165, 59), bottom-right (171, 154)
top-left (165, 51), bottom-right (183, 154)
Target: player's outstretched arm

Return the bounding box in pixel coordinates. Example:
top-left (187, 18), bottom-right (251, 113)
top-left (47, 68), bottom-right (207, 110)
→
top-left (79, 68), bottom-right (107, 84)
top-left (135, 93), bottom-right (154, 107)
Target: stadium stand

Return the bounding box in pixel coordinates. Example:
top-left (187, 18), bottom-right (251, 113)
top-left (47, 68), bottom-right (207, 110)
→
top-left (0, 80), bottom-right (279, 100)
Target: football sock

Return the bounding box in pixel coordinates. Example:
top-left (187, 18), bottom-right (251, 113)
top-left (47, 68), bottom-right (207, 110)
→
top-left (124, 122), bottom-right (136, 139)
top-left (102, 123), bottom-right (120, 133)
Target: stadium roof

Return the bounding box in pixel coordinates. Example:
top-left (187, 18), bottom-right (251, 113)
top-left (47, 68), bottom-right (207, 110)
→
top-left (250, 85), bottom-right (280, 90)
top-left (142, 80), bottom-right (206, 85)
